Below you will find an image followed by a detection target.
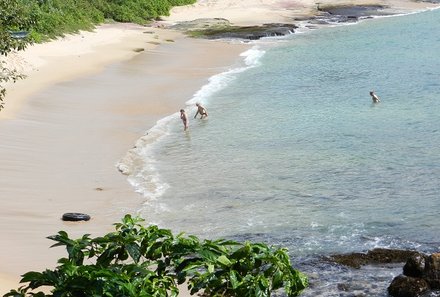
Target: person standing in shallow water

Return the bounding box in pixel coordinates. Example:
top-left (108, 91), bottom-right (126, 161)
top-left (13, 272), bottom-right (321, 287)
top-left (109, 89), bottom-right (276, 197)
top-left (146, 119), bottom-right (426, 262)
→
top-left (194, 103), bottom-right (208, 119)
top-left (370, 91), bottom-right (380, 103)
top-left (180, 109), bottom-right (188, 131)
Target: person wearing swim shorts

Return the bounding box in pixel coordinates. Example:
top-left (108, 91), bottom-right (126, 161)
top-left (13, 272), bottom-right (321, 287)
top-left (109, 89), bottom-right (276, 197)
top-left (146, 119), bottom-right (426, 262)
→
top-left (194, 103), bottom-right (208, 119)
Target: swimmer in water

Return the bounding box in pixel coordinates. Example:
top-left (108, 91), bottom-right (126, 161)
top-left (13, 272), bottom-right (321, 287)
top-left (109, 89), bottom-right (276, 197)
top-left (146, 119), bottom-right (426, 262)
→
top-left (194, 103), bottom-right (208, 119)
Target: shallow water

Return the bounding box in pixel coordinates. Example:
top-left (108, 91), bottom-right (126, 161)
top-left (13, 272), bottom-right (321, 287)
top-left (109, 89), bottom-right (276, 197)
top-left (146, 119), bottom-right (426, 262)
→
top-left (123, 8), bottom-right (440, 296)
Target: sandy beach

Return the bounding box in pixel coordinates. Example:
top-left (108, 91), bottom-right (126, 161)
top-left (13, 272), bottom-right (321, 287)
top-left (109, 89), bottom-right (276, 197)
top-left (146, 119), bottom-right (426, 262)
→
top-left (0, 22), bottom-right (247, 295)
top-left (1, 0), bottom-right (438, 295)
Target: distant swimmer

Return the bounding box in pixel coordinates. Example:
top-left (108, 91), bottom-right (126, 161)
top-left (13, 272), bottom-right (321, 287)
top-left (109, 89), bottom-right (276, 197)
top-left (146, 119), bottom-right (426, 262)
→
top-left (370, 91), bottom-right (380, 103)
top-left (180, 109), bottom-right (188, 131)
top-left (194, 103), bottom-right (208, 119)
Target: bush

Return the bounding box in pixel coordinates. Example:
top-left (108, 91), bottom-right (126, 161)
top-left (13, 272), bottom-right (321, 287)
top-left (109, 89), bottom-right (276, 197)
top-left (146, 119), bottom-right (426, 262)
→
top-left (3, 215), bottom-right (308, 297)
top-left (31, 0), bottom-right (104, 39)
top-left (0, 0), bottom-right (36, 110)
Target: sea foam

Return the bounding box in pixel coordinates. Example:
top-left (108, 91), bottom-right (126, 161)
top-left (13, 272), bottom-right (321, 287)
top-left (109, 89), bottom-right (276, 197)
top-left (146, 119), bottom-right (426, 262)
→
top-left (117, 46), bottom-right (266, 204)
top-left (186, 46), bottom-right (265, 106)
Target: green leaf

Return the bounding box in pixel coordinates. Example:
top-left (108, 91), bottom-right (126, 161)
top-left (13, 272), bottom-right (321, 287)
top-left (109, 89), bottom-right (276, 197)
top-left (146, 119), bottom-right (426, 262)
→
top-left (20, 271), bottom-right (44, 283)
top-left (126, 243), bottom-right (141, 263)
top-left (229, 270), bottom-right (241, 289)
top-left (176, 257), bottom-right (203, 273)
top-left (217, 255), bottom-right (232, 267)
top-left (272, 269), bottom-right (283, 289)
top-left (198, 248), bottom-right (218, 262)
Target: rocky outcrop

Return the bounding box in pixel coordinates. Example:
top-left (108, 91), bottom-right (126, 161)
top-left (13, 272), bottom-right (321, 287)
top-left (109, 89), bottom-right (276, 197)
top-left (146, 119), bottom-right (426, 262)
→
top-left (403, 253), bottom-right (426, 278)
top-left (170, 18), bottom-right (297, 40)
top-left (388, 275), bottom-right (430, 297)
top-left (388, 253), bottom-right (440, 297)
top-left (195, 23), bottom-right (298, 40)
top-left (319, 5), bottom-right (388, 18)
top-left (424, 253), bottom-right (440, 289)
top-left (308, 4), bottom-right (393, 25)
top-left (329, 248), bottom-right (422, 269)
top-left (328, 249), bottom-right (440, 297)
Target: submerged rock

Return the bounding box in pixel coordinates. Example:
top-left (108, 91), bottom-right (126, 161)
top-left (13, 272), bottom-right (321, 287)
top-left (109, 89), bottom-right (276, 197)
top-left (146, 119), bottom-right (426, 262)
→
top-left (329, 248), bottom-right (422, 269)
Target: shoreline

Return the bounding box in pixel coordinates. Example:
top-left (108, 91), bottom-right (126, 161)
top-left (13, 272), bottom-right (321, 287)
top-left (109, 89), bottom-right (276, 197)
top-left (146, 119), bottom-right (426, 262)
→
top-left (1, 0), bottom-right (439, 295)
top-left (0, 23), bottom-right (248, 295)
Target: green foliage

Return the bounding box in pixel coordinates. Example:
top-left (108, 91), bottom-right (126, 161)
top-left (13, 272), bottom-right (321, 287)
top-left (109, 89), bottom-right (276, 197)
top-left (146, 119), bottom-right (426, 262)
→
top-left (3, 215), bottom-right (308, 297)
top-left (30, 0), bottom-right (105, 40)
top-left (183, 240), bottom-right (308, 297)
top-left (90, 0), bottom-right (196, 24)
top-left (0, 0), bottom-right (36, 110)
top-left (0, 0), bottom-right (36, 55)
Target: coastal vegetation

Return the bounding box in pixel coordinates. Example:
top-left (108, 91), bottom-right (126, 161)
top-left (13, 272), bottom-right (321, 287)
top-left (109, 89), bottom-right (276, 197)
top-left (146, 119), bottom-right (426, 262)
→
top-left (0, 0), bottom-right (36, 111)
top-left (3, 215), bottom-right (308, 297)
top-left (0, 0), bottom-right (196, 111)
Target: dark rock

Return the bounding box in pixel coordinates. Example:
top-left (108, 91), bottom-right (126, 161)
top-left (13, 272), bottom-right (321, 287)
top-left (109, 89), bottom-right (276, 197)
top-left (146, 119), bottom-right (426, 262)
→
top-left (320, 5), bottom-right (388, 18)
top-left (366, 249), bottom-right (423, 265)
top-left (309, 4), bottom-right (394, 25)
top-left (337, 283), bottom-right (350, 291)
top-left (329, 248), bottom-right (422, 269)
top-left (194, 23), bottom-right (298, 40)
top-left (404, 254), bottom-right (426, 278)
top-left (388, 253), bottom-right (440, 297)
top-left (424, 253), bottom-right (440, 289)
top-left (388, 275), bottom-right (429, 297)
top-left (171, 18), bottom-right (297, 40)
top-left (330, 251), bottom-right (367, 268)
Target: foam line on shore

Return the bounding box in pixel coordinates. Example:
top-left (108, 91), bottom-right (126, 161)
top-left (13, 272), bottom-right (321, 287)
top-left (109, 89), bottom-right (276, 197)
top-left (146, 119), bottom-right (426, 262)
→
top-left (117, 46), bottom-right (266, 211)
top-left (186, 46), bottom-right (266, 106)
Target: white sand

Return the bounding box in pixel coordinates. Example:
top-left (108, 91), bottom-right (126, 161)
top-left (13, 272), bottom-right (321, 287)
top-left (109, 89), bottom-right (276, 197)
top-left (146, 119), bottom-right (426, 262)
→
top-left (1, 0), bottom-right (438, 295)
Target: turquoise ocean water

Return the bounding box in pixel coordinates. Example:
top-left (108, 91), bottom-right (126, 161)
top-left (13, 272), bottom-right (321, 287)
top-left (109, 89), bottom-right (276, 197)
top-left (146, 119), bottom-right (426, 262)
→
top-left (122, 8), bottom-right (440, 296)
